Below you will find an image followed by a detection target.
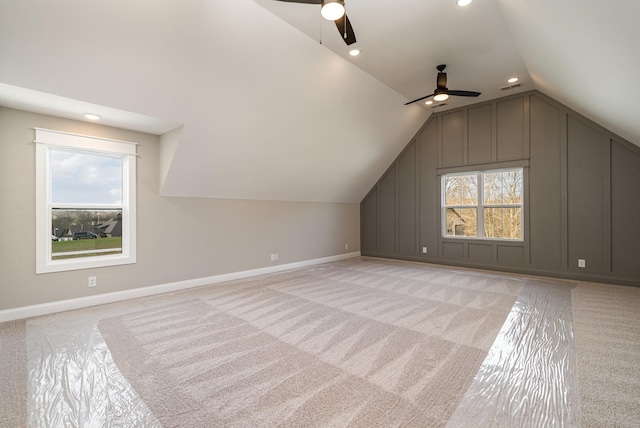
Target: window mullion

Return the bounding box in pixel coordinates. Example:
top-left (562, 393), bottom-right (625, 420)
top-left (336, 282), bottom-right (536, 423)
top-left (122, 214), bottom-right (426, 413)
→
top-left (51, 203), bottom-right (123, 210)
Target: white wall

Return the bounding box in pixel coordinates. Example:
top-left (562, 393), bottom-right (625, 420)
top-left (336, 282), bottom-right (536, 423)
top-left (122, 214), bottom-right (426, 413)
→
top-left (0, 107), bottom-right (360, 312)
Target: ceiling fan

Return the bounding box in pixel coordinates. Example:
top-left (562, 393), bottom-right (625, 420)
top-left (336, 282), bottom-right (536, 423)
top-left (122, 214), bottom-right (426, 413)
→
top-left (405, 64), bottom-right (481, 105)
top-left (274, 0), bottom-right (356, 45)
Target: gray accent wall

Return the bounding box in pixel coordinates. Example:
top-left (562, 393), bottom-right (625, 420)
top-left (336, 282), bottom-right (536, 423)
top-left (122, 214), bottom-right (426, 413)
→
top-left (361, 90), bottom-right (640, 286)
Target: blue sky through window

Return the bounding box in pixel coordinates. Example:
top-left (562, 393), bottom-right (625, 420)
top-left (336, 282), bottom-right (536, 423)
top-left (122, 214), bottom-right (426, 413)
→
top-left (51, 149), bottom-right (123, 205)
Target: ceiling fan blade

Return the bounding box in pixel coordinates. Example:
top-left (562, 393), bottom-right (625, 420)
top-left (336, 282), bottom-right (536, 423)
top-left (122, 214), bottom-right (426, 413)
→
top-left (273, 0), bottom-right (321, 3)
top-left (334, 13), bottom-right (357, 45)
top-left (449, 90), bottom-right (481, 97)
top-left (404, 93), bottom-right (434, 106)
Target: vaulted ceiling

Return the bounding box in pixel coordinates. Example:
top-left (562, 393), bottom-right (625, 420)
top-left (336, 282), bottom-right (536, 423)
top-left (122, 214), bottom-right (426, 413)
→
top-left (1, 0), bottom-right (638, 203)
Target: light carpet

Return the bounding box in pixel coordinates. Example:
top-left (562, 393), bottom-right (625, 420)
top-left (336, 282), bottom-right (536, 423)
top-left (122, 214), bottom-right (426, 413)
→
top-left (572, 281), bottom-right (640, 428)
top-left (98, 258), bottom-right (522, 427)
top-left (0, 319), bottom-right (28, 428)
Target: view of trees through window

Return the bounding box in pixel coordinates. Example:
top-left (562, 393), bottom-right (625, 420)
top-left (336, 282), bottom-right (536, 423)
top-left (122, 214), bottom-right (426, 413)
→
top-left (443, 168), bottom-right (523, 240)
top-left (444, 174), bottom-right (478, 237)
top-left (483, 170), bottom-right (522, 239)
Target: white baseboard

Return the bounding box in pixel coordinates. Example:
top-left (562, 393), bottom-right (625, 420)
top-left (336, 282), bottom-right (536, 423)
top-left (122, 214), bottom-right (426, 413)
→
top-left (0, 252), bottom-right (361, 323)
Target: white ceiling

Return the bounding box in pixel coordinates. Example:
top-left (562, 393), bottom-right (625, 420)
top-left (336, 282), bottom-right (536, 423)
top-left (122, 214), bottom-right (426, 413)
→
top-left (0, 0), bottom-right (638, 203)
top-left (254, 0), bottom-right (531, 108)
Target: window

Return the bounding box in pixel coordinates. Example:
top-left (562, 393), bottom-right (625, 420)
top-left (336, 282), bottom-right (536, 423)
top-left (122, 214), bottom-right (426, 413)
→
top-left (442, 168), bottom-right (523, 240)
top-left (35, 128), bottom-right (137, 273)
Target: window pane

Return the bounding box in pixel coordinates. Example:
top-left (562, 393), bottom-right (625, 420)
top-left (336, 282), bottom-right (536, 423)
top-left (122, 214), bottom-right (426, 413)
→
top-left (445, 208), bottom-right (477, 237)
top-left (51, 209), bottom-right (123, 260)
top-left (484, 169), bottom-right (523, 205)
top-left (484, 207), bottom-right (521, 239)
top-left (445, 174), bottom-right (478, 206)
top-left (462, 175), bottom-right (478, 205)
top-left (484, 207), bottom-right (502, 238)
top-left (445, 176), bottom-right (462, 205)
top-left (51, 150), bottom-right (123, 204)
top-left (502, 170), bottom-right (523, 205)
top-left (484, 172), bottom-right (503, 205)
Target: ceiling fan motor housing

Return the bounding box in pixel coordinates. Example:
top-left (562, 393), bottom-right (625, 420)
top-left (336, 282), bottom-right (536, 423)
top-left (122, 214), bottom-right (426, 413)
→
top-left (437, 72), bottom-right (447, 89)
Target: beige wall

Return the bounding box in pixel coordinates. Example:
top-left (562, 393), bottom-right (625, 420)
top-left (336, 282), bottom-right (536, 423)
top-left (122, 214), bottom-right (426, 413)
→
top-left (0, 107), bottom-right (360, 311)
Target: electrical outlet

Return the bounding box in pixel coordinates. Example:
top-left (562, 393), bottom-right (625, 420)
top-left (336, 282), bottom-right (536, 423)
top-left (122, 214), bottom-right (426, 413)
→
top-left (271, 253), bottom-right (279, 261)
top-left (274, 253), bottom-right (278, 261)
top-left (88, 276), bottom-right (97, 287)
top-left (578, 259), bottom-right (586, 268)
top-left (422, 247), bottom-right (428, 254)
top-left (345, 243), bottom-right (349, 250)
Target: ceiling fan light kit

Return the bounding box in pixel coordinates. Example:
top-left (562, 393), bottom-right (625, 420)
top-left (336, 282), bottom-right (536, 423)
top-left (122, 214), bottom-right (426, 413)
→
top-left (433, 91), bottom-right (449, 102)
top-left (274, 0), bottom-right (356, 45)
top-left (321, 0), bottom-right (345, 21)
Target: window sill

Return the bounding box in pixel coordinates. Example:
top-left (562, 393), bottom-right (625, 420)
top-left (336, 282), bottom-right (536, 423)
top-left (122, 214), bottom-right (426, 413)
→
top-left (36, 254), bottom-right (136, 274)
top-left (441, 236), bottom-right (524, 244)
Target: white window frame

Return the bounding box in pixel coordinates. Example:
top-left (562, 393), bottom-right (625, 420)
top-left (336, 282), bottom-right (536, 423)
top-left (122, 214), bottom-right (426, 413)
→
top-left (35, 128), bottom-right (137, 273)
top-left (441, 167), bottom-right (524, 241)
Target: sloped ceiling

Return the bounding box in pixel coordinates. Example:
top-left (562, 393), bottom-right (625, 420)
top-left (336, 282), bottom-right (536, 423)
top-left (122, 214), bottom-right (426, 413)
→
top-left (496, 0), bottom-right (640, 146)
top-left (0, 0), bottom-right (638, 203)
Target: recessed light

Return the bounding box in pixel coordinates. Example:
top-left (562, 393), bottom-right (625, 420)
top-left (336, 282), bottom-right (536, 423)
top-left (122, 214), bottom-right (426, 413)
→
top-left (507, 77), bottom-right (519, 83)
top-left (457, 0), bottom-right (472, 6)
top-left (349, 49), bottom-right (360, 57)
top-left (425, 100), bottom-right (433, 105)
top-left (83, 113), bottom-right (101, 120)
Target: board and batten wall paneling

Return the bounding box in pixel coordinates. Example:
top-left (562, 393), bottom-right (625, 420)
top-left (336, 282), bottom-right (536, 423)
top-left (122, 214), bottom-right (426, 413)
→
top-left (611, 141), bottom-right (640, 276)
top-left (397, 142), bottom-right (417, 256)
top-left (567, 116), bottom-right (606, 271)
top-left (467, 105), bottom-right (493, 164)
top-left (378, 166), bottom-right (397, 254)
top-left (361, 189), bottom-right (378, 252)
top-left (419, 119), bottom-right (439, 257)
top-left (442, 241), bottom-right (464, 260)
top-left (528, 95), bottom-right (563, 270)
top-left (497, 244), bottom-right (525, 265)
top-left (468, 242), bottom-right (492, 262)
top-left (361, 90), bottom-right (640, 287)
top-left (496, 97), bottom-right (525, 161)
top-left (440, 111), bottom-right (464, 167)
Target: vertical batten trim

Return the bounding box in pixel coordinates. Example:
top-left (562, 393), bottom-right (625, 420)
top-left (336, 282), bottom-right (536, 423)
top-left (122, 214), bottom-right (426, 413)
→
top-left (560, 112), bottom-right (569, 269)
